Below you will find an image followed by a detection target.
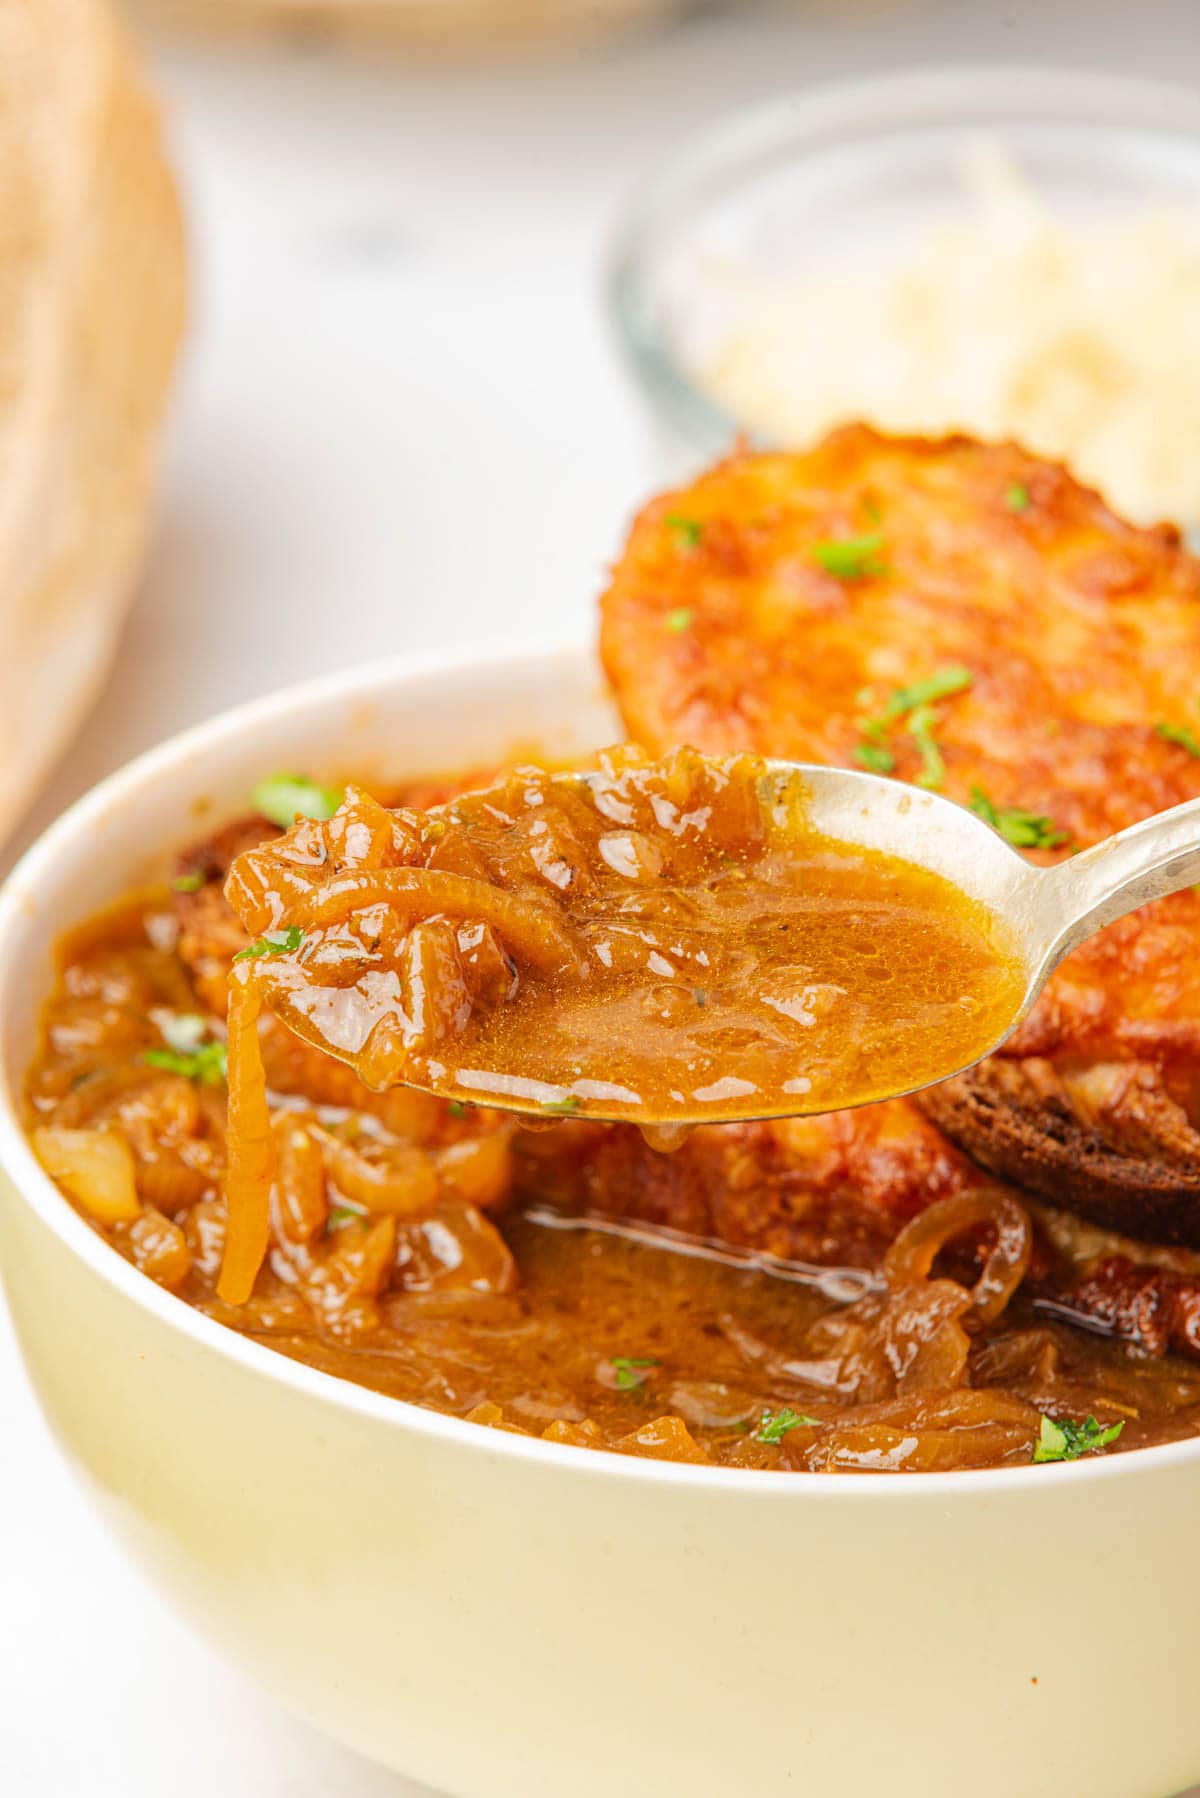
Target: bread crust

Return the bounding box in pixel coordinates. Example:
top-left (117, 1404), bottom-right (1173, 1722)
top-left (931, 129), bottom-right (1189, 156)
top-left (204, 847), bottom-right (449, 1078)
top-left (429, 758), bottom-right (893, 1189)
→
top-left (919, 1060), bottom-right (1200, 1246)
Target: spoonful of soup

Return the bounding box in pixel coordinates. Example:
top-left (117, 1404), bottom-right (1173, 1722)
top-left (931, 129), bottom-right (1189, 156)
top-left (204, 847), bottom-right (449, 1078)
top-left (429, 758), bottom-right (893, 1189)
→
top-left (222, 748), bottom-right (1029, 1131)
top-left (213, 745), bottom-right (1200, 1301)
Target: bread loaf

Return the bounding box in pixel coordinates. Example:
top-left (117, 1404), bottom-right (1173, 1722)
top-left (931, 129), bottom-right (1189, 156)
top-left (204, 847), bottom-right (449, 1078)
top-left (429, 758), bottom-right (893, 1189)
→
top-left (0, 0), bottom-right (184, 841)
top-left (130, 0), bottom-right (680, 52)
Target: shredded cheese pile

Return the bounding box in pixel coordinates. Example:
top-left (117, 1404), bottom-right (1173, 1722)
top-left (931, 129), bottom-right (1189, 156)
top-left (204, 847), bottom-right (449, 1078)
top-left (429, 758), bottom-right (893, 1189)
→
top-left (705, 147), bottom-right (1200, 527)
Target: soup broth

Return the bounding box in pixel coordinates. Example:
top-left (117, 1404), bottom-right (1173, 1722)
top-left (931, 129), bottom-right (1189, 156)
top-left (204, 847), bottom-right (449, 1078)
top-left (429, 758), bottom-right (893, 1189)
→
top-left (24, 858), bottom-right (1200, 1475)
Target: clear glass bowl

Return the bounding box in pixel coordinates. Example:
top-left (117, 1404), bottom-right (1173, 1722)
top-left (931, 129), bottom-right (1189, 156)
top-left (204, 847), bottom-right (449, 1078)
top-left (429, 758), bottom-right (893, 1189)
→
top-left (607, 66), bottom-right (1200, 501)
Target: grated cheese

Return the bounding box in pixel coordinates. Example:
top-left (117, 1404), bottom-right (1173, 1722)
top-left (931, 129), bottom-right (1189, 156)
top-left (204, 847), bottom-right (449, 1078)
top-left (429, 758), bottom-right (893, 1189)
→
top-left (705, 147), bottom-right (1200, 527)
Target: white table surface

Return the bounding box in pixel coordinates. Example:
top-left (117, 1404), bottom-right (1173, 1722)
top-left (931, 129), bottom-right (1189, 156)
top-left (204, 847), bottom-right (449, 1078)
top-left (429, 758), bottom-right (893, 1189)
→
top-left (5, 4), bottom-right (1200, 1791)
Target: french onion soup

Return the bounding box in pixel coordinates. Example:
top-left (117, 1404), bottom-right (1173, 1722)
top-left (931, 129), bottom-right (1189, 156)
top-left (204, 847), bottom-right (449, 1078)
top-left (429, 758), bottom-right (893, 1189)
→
top-left (24, 427), bottom-right (1200, 1474)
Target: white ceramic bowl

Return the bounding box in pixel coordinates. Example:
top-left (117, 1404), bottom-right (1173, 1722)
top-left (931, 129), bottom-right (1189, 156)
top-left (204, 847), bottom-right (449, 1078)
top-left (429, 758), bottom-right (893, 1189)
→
top-left (1, 645), bottom-right (1198, 1798)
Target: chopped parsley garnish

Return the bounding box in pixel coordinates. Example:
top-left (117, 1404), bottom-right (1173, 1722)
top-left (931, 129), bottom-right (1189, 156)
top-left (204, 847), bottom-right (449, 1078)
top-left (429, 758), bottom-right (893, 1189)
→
top-left (881, 665), bottom-right (973, 719)
top-left (610, 1356), bottom-right (659, 1392)
top-left (757, 1407), bottom-right (820, 1443)
top-left (854, 741), bottom-right (895, 775)
top-left (234, 926), bottom-right (305, 962)
top-left (143, 1043), bottom-right (227, 1084)
top-left (1005, 482), bottom-right (1031, 513)
top-left (539, 1094), bottom-right (582, 1115)
top-left (665, 607), bottom-right (693, 634)
top-left (447, 1100), bottom-right (468, 1118)
top-left (143, 1016), bottom-right (227, 1085)
top-left (813, 531), bottom-right (887, 582)
top-left (853, 665), bottom-right (971, 785)
top-left (169, 870), bottom-right (205, 894)
top-left (970, 786), bottom-right (1069, 850)
top-left (1156, 720), bottom-right (1200, 759)
top-left (327, 1205), bottom-right (365, 1232)
top-left (251, 773), bottom-right (344, 829)
top-left (908, 703), bottom-right (945, 790)
top-left (666, 513), bottom-right (703, 550)
top-left (1033, 1413), bottom-right (1125, 1463)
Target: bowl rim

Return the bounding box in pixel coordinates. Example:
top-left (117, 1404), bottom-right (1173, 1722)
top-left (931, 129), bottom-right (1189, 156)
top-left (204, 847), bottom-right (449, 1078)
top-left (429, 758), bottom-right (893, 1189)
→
top-left (2, 636), bottom-right (1198, 1499)
top-left (606, 61), bottom-right (1200, 459)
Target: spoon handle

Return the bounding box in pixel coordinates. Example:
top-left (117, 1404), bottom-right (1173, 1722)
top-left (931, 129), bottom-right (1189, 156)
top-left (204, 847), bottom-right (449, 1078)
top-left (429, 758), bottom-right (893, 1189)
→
top-left (1036, 795), bottom-right (1200, 968)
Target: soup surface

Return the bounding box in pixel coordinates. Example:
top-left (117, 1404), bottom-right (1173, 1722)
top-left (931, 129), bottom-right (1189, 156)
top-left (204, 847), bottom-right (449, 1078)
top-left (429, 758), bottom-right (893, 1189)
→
top-left (24, 815), bottom-right (1200, 1473)
top-left (223, 748), bottom-right (1024, 1124)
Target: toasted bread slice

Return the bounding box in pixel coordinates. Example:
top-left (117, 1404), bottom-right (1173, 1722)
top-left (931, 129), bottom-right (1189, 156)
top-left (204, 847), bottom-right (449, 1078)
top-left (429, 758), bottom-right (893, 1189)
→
top-left (600, 426), bottom-right (1200, 1242)
top-left (918, 1059), bottom-right (1200, 1246)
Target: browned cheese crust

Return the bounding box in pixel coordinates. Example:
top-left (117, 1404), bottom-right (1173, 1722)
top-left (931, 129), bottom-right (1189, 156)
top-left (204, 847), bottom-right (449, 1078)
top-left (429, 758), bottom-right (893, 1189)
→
top-left (600, 425), bottom-right (1200, 1242)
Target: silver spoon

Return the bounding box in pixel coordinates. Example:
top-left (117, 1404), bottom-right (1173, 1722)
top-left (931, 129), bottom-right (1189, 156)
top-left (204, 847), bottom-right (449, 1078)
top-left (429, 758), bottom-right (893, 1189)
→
top-left (782, 760), bottom-right (1200, 1104)
top-left (254, 761), bottom-right (1200, 1127)
top-left (476, 762), bottom-right (1200, 1126)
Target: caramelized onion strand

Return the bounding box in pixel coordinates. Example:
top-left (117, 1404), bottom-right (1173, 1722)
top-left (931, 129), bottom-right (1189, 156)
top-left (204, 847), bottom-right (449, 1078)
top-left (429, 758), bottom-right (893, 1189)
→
top-left (217, 969), bottom-right (276, 1304)
top-left (883, 1189), bottom-right (1032, 1325)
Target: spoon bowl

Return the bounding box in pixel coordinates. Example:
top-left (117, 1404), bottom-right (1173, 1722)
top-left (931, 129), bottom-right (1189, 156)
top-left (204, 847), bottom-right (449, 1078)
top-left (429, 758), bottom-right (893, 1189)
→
top-left (237, 752), bottom-right (1200, 1129)
top-left (230, 748), bottom-right (1200, 1130)
top-left (399, 760), bottom-right (1200, 1125)
top-left (755, 760), bottom-right (1200, 1112)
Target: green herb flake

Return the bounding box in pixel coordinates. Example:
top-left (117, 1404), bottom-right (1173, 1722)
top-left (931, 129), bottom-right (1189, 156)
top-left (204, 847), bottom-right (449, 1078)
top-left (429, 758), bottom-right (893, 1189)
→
top-left (854, 741), bottom-right (896, 775)
top-left (610, 1356), bottom-right (659, 1393)
top-left (447, 1100), bottom-right (468, 1118)
top-left (142, 1038), bottom-right (228, 1086)
top-left (1033, 1413), bottom-right (1125, 1463)
top-left (327, 1205), bottom-right (364, 1232)
top-left (251, 773), bottom-right (344, 829)
top-left (693, 987), bottom-right (709, 1007)
top-left (234, 925), bottom-right (305, 962)
top-left (665, 607), bottom-right (694, 634)
top-left (539, 1094), bottom-right (582, 1116)
top-left (970, 786), bottom-right (1069, 850)
top-left (853, 666), bottom-right (971, 783)
top-left (908, 703), bottom-right (946, 791)
top-left (666, 513), bottom-right (704, 551)
top-left (882, 665), bottom-right (973, 721)
top-left (1005, 482), bottom-right (1031, 513)
top-left (169, 871), bottom-right (205, 894)
top-left (812, 531), bottom-right (888, 582)
top-left (757, 1407), bottom-right (820, 1444)
top-left (1156, 720), bottom-right (1200, 759)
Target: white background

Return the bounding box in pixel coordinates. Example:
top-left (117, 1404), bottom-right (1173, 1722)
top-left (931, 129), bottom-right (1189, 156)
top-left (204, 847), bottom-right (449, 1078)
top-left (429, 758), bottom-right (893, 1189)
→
top-left (4, 3), bottom-right (1200, 1791)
